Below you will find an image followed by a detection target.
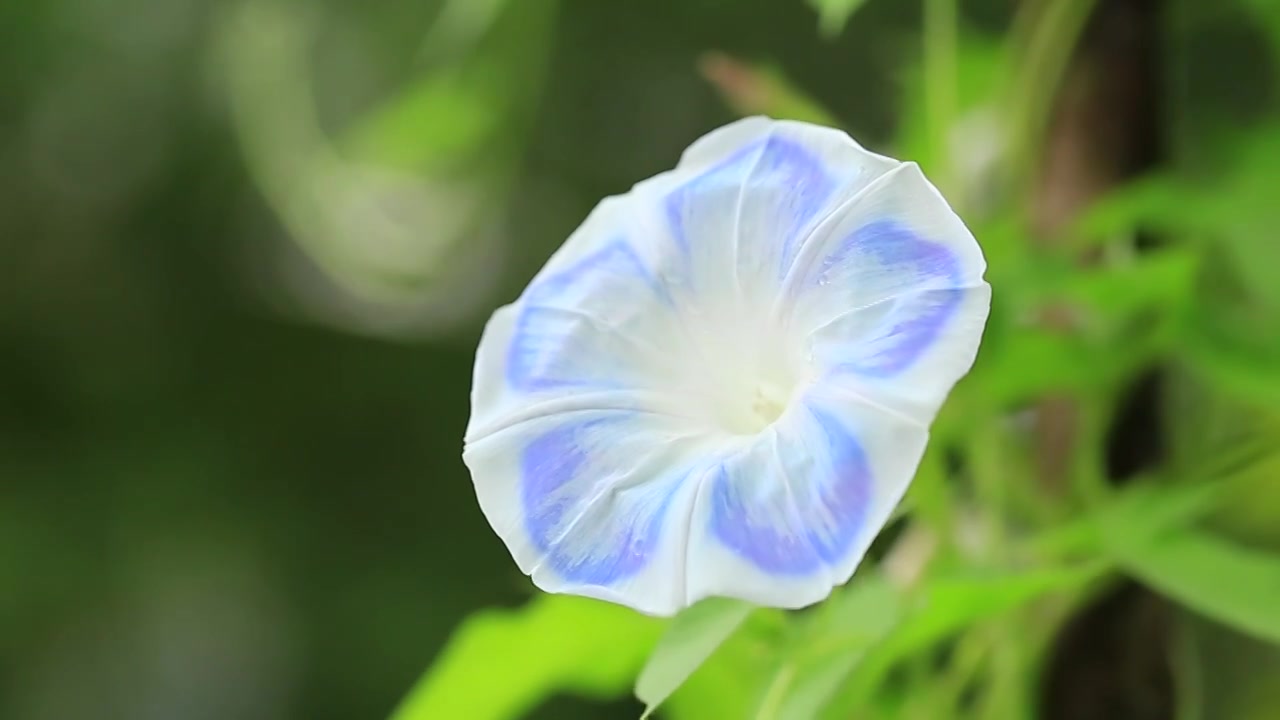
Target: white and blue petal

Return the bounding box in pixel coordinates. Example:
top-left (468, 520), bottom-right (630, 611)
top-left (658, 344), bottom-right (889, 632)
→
top-left (682, 387), bottom-right (927, 609)
top-left (653, 118), bottom-right (900, 312)
top-left (465, 116), bottom-right (990, 617)
top-left (464, 403), bottom-right (711, 615)
top-left (785, 161), bottom-right (991, 422)
top-left (507, 239), bottom-right (669, 392)
top-left (468, 197), bottom-right (687, 439)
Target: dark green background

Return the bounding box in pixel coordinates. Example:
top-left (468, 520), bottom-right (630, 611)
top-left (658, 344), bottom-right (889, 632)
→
top-left (3, 1), bottom-right (1279, 719)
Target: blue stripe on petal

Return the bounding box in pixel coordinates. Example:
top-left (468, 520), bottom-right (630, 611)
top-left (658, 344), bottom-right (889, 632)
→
top-left (709, 407), bottom-right (872, 575)
top-left (708, 463), bottom-right (826, 575)
top-left (839, 288), bottom-right (965, 376)
top-left (507, 240), bottom-right (660, 391)
top-left (821, 220), bottom-right (965, 376)
top-left (665, 136), bottom-right (837, 270)
top-left (804, 408), bottom-right (873, 560)
top-left (520, 420), bottom-right (676, 586)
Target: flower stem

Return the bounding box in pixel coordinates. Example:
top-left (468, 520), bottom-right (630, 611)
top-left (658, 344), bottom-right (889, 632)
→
top-left (1005, 0), bottom-right (1102, 200)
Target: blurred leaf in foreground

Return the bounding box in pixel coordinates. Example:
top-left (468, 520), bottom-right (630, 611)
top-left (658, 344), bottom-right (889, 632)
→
top-left (765, 575), bottom-right (901, 720)
top-left (636, 597), bottom-right (755, 718)
top-left (806, 0), bottom-right (871, 38)
top-left (418, 0), bottom-right (513, 61)
top-left (343, 65), bottom-right (506, 174)
top-left (215, 0), bottom-right (558, 337)
top-left (1114, 527), bottom-right (1280, 645)
top-left (824, 564), bottom-right (1102, 716)
top-left (389, 595), bottom-right (661, 720)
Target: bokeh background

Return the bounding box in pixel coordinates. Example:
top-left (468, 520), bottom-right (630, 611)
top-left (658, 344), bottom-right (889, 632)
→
top-left (4, 0), bottom-right (1280, 719)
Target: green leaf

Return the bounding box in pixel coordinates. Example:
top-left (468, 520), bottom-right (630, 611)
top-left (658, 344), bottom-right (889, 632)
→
top-left (1072, 175), bottom-right (1195, 243)
top-left (418, 0), bottom-right (512, 60)
top-left (974, 327), bottom-right (1099, 405)
top-left (887, 566), bottom-right (1102, 655)
top-left (770, 576), bottom-right (902, 720)
top-left (824, 564), bottom-right (1102, 716)
top-left (389, 595), bottom-right (661, 720)
top-left (636, 597), bottom-right (755, 718)
top-left (344, 67), bottom-right (505, 172)
top-left (1181, 302), bottom-right (1280, 414)
top-left (1114, 527), bottom-right (1280, 644)
top-left (1099, 480), bottom-right (1226, 550)
top-left (807, 0), bottom-right (871, 37)
top-left (1062, 249), bottom-right (1197, 325)
top-left (1209, 445), bottom-right (1280, 547)
top-left (662, 608), bottom-right (787, 720)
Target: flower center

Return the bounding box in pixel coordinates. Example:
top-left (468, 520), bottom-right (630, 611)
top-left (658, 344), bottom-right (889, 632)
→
top-left (706, 374), bottom-right (796, 436)
top-left (697, 332), bottom-right (803, 436)
top-left (749, 382), bottom-right (789, 427)
top-left (665, 307), bottom-right (808, 438)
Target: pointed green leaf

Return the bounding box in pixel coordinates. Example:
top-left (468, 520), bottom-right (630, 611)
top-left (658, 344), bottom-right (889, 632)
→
top-left (824, 564), bottom-right (1103, 716)
top-left (389, 595), bottom-right (661, 720)
top-left (636, 598), bottom-right (755, 718)
top-left (806, 0), bottom-right (872, 37)
top-left (660, 609), bottom-right (784, 720)
top-left (1115, 528), bottom-right (1280, 644)
top-left (888, 565), bottom-right (1103, 654)
top-left (772, 576), bottom-right (902, 720)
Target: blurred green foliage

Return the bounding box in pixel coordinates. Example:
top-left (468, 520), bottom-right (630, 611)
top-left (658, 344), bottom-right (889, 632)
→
top-left (4, 0), bottom-right (1280, 719)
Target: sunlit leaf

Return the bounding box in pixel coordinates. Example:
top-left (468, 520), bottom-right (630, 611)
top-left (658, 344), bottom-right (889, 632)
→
top-left (1079, 125), bottom-right (1280, 315)
top-left (344, 67), bottom-right (505, 172)
top-left (823, 564), bottom-right (1102, 716)
top-left (1209, 444), bottom-right (1280, 547)
top-left (636, 598), bottom-right (755, 719)
top-left (1114, 528), bottom-right (1280, 645)
top-left (419, 0), bottom-right (513, 60)
top-left (1063, 249), bottom-right (1198, 325)
top-left (1100, 481), bottom-right (1226, 549)
top-left (215, 0), bottom-right (527, 326)
top-left (807, 0), bottom-right (872, 37)
top-left (389, 595), bottom-right (661, 720)
top-left (769, 576), bottom-right (902, 720)
top-left (346, 0), bottom-right (560, 174)
top-left (973, 327), bottom-right (1099, 405)
top-left (1072, 175), bottom-right (1195, 243)
top-left (887, 566), bottom-right (1101, 654)
top-left (662, 609), bottom-right (785, 720)
top-left (1175, 258), bottom-right (1280, 410)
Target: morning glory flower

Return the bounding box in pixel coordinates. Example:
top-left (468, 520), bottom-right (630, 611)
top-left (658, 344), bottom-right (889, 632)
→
top-left (464, 117), bottom-right (990, 617)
